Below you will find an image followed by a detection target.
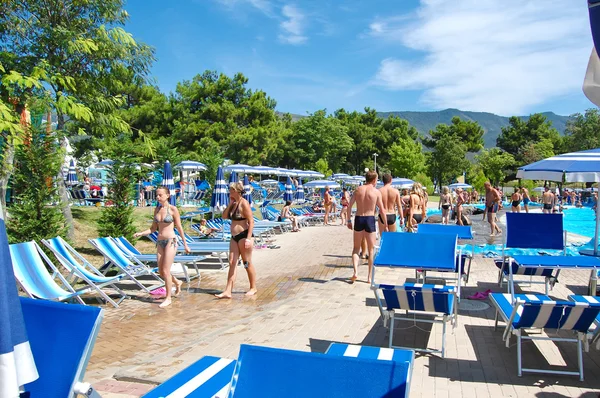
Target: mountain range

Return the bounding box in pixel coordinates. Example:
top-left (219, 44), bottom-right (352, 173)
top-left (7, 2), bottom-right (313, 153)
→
top-left (284, 109), bottom-right (572, 148)
top-left (378, 109), bottom-right (572, 148)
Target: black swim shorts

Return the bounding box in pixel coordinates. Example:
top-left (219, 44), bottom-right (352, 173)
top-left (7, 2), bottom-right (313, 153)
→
top-left (354, 216), bottom-right (376, 233)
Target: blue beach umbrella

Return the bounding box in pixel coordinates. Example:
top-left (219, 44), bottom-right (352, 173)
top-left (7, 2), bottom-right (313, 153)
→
top-left (0, 208), bottom-right (38, 396)
top-left (228, 171), bottom-right (238, 184)
top-left (161, 160), bottom-right (176, 206)
top-left (284, 176), bottom-right (293, 202)
top-left (211, 166), bottom-right (229, 213)
top-left (448, 183), bottom-right (471, 190)
top-left (66, 159), bottom-right (78, 186)
top-left (243, 175), bottom-right (252, 204)
top-left (295, 178), bottom-right (305, 204)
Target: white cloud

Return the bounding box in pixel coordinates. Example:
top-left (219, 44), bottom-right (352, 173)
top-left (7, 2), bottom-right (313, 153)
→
top-left (279, 5), bottom-right (307, 45)
top-left (215, 0), bottom-right (274, 16)
top-left (370, 0), bottom-right (592, 115)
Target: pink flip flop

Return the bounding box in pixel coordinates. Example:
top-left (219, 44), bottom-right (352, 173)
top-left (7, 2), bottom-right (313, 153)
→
top-left (468, 292), bottom-right (487, 300)
top-left (150, 287), bottom-right (167, 296)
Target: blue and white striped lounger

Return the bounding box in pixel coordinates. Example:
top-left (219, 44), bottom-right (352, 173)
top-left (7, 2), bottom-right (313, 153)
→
top-left (490, 292), bottom-right (600, 380)
top-left (142, 356), bottom-right (236, 398)
top-left (325, 343), bottom-right (414, 398)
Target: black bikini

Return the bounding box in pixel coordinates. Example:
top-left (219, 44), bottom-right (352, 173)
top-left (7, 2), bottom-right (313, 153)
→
top-left (354, 216), bottom-right (376, 233)
top-left (378, 214), bottom-right (397, 225)
top-left (230, 201), bottom-right (252, 242)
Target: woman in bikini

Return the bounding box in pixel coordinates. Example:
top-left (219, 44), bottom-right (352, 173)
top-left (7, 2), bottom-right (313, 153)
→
top-left (439, 186), bottom-right (452, 225)
top-left (133, 186), bottom-right (190, 308)
top-left (340, 188), bottom-right (350, 225)
top-left (215, 181), bottom-right (257, 298)
top-left (400, 188), bottom-right (410, 226)
top-left (455, 188), bottom-right (465, 226)
top-left (280, 200), bottom-right (299, 232)
top-left (407, 183), bottom-right (427, 232)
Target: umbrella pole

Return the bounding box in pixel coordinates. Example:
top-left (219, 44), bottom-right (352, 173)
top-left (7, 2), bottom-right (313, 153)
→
top-left (591, 197), bottom-right (600, 295)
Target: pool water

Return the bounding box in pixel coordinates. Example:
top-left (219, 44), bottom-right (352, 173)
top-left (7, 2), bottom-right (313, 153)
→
top-left (562, 207), bottom-right (597, 238)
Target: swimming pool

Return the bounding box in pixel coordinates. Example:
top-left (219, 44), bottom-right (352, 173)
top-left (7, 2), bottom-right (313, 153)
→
top-left (562, 207), bottom-right (597, 238)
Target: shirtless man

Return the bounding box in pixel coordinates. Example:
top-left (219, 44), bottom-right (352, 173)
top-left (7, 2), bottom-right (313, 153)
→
top-left (346, 171), bottom-right (386, 283)
top-left (520, 186), bottom-right (530, 213)
top-left (484, 182), bottom-right (502, 236)
top-left (323, 186), bottom-right (332, 225)
top-left (542, 186), bottom-right (555, 214)
top-left (378, 174), bottom-right (402, 235)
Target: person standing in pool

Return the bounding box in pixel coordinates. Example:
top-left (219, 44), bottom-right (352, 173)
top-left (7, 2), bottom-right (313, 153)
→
top-left (215, 181), bottom-right (257, 299)
top-left (511, 188), bottom-right (522, 213)
top-left (542, 186), bottom-right (555, 214)
top-left (520, 186), bottom-right (530, 213)
top-left (439, 186), bottom-right (453, 225)
top-left (378, 173), bottom-right (402, 235)
top-left (134, 186), bottom-right (191, 308)
top-left (346, 171), bottom-right (386, 283)
top-left (484, 182), bottom-right (502, 236)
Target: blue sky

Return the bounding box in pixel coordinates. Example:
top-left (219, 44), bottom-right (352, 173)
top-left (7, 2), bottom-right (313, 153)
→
top-left (124, 0), bottom-right (594, 117)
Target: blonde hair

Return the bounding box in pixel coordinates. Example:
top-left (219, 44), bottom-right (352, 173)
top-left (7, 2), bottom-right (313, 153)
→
top-left (442, 186), bottom-right (449, 194)
top-left (229, 181), bottom-right (244, 194)
top-left (156, 186), bottom-right (170, 197)
top-left (412, 182), bottom-right (424, 198)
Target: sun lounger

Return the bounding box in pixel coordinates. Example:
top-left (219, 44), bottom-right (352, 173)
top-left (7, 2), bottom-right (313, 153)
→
top-left (113, 236), bottom-right (207, 283)
top-left (228, 344), bottom-right (412, 397)
top-left (89, 237), bottom-right (164, 293)
top-left (490, 292), bottom-right (600, 380)
top-left (20, 297), bottom-right (103, 398)
top-left (417, 224), bottom-right (474, 283)
top-left (142, 356), bottom-right (236, 398)
top-left (10, 241), bottom-right (110, 305)
top-left (325, 343), bottom-right (413, 397)
top-left (41, 236), bottom-right (128, 308)
top-left (497, 213), bottom-right (565, 294)
top-left (569, 295), bottom-right (600, 348)
top-left (146, 233), bottom-right (231, 269)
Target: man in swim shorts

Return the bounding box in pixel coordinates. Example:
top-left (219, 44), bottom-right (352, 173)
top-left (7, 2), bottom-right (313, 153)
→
top-left (484, 181), bottom-right (502, 236)
top-left (378, 173), bottom-right (402, 235)
top-left (519, 186), bottom-right (530, 213)
top-left (542, 186), bottom-right (555, 214)
top-left (346, 171), bottom-right (387, 283)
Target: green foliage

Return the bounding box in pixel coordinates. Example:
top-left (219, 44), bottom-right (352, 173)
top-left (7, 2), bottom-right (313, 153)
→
top-left (496, 114), bottom-right (561, 164)
top-left (315, 158), bottom-right (333, 177)
top-left (388, 137), bottom-right (425, 179)
top-left (426, 131), bottom-right (470, 190)
top-left (518, 139), bottom-right (554, 165)
top-left (476, 148), bottom-right (515, 186)
top-left (563, 109), bottom-right (600, 152)
top-left (413, 172), bottom-right (433, 194)
top-left (96, 150), bottom-right (141, 241)
top-left (6, 127), bottom-right (67, 243)
top-left (466, 166), bottom-right (487, 192)
top-left (423, 116), bottom-right (484, 153)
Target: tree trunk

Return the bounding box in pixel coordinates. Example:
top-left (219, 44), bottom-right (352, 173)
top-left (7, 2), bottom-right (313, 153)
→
top-left (56, 114), bottom-right (74, 239)
top-left (0, 142), bottom-right (15, 220)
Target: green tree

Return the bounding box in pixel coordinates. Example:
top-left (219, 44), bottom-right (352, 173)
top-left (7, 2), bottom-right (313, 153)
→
top-left (315, 158), bottom-right (332, 177)
top-left (427, 135), bottom-right (470, 191)
top-left (518, 139), bottom-right (555, 165)
top-left (563, 109), bottom-right (600, 152)
top-left (423, 116), bottom-right (484, 153)
top-left (284, 110), bottom-right (352, 171)
top-left (388, 137), bottom-right (426, 178)
top-left (496, 114), bottom-right (561, 164)
top-left (1, 0), bottom-right (154, 237)
top-left (476, 148), bottom-right (515, 186)
top-left (466, 165), bottom-right (487, 192)
top-left (97, 140), bottom-right (142, 241)
top-left (6, 126), bottom-right (67, 243)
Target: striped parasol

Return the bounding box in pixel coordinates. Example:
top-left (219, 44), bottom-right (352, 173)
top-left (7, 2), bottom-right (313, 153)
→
top-left (295, 178), bottom-right (305, 204)
top-left (66, 159), bottom-right (78, 186)
top-left (0, 207), bottom-right (38, 397)
top-left (161, 160), bottom-right (176, 206)
top-left (228, 171), bottom-right (238, 184)
top-left (284, 176), bottom-right (294, 203)
top-left (210, 166), bottom-right (229, 213)
top-left (243, 175), bottom-right (253, 204)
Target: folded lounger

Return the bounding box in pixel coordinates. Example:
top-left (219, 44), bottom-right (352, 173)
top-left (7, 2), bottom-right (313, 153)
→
top-left (20, 297), bottom-right (103, 398)
top-left (10, 241), bottom-right (111, 306)
top-left (113, 236), bottom-right (207, 283)
top-left (88, 237), bottom-right (164, 293)
top-left (497, 213), bottom-right (565, 294)
top-left (41, 236), bottom-right (127, 308)
top-left (490, 292), bottom-right (600, 380)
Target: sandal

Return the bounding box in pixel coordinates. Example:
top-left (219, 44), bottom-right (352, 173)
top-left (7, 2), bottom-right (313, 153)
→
top-left (467, 292), bottom-right (487, 300)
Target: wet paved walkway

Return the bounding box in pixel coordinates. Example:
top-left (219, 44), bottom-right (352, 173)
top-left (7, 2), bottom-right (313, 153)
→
top-left (86, 216), bottom-right (600, 397)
